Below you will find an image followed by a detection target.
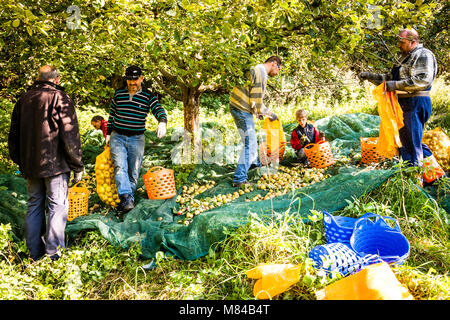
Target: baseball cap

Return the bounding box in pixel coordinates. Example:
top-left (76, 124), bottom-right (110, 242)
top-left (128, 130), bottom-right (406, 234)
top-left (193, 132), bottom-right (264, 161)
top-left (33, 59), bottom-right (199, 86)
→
top-left (125, 66), bottom-right (142, 80)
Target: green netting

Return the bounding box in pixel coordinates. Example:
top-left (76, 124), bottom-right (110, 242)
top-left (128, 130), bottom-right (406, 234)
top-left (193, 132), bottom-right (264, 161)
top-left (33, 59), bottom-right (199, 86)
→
top-left (0, 113), bottom-right (447, 261)
top-left (63, 166), bottom-right (395, 260)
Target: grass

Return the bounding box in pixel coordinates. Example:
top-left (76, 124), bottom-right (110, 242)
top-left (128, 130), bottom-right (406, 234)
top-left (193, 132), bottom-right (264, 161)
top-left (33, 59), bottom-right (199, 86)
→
top-left (0, 77), bottom-right (449, 300)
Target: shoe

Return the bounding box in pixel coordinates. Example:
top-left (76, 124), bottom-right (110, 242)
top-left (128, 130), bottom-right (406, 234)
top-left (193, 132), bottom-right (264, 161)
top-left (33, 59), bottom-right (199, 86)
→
top-left (249, 163), bottom-right (261, 170)
top-left (49, 254), bottom-right (60, 261)
top-left (119, 194), bottom-right (135, 213)
top-left (233, 180), bottom-right (252, 188)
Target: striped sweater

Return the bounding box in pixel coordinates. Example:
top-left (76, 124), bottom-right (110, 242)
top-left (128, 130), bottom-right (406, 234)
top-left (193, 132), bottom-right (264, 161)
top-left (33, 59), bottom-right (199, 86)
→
top-left (230, 64), bottom-right (271, 116)
top-left (106, 86), bottom-right (167, 136)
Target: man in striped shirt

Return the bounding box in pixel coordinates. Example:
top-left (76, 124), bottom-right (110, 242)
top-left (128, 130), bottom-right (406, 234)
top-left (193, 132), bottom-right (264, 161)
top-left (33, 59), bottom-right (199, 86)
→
top-left (106, 66), bottom-right (167, 214)
top-left (230, 56), bottom-right (281, 187)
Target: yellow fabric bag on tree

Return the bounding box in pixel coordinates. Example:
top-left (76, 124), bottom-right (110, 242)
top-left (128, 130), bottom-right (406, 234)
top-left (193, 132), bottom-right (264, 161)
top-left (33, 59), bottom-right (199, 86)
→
top-left (246, 263), bottom-right (301, 299)
top-left (372, 83), bottom-right (404, 159)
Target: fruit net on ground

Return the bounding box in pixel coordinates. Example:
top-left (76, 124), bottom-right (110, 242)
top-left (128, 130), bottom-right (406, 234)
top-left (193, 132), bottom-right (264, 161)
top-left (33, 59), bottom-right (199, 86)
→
top-left (0, 113), bottom-right (448, 261)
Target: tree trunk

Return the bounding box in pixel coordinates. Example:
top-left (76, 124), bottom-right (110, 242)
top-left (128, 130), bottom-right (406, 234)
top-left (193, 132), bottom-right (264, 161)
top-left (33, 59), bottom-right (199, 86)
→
top-left (182, 86), bottom-right (202, 163)
top-left (182, 87), bottom-right (201, 135)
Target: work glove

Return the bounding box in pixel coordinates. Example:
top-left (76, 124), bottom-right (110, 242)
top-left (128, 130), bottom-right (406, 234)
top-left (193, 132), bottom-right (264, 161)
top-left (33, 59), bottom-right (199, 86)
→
top-left (298, 136), bottom-right (308, 146)
top-left (268, 112), bottom-right (278, 122)
top-left (385, 81), bottom-right (397, 92)
top-left (157, 122), bottom-right (167, 139)
top-left (318, 131), bottom-right (325, 141)
top-left (105, 135), bottom-right (111, 145)
top-left (246, 264), bottom-right (302, 299)
top-left (358, 72), bottom-right (371, 80)
top-left (71, 171), bottom-right (83, 185)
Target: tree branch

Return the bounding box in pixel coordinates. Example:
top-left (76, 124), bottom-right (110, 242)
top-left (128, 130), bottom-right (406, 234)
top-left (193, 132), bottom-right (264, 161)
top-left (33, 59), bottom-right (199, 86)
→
top-left (154, 76), bottom-right (182, 101)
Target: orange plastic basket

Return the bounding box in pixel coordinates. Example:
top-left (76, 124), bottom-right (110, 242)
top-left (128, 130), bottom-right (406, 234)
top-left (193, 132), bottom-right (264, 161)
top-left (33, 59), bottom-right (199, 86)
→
top-left (360, 137), bottom-right (384, 164)
top-left (304, 141), bottom-right (335, 169)
top-left (68, 182), bottom-right (89, 221)
top-left (143, 166), bottom-right (177, 200)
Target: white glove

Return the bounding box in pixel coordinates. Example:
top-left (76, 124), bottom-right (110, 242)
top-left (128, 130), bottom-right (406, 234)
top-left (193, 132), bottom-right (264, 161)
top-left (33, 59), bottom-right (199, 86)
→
top-left (105, 135), bottom-right (110, 145)
top-left (72, 171), bottom-right (83, 184)
top-left (157, 122), bottom-right (167, 139)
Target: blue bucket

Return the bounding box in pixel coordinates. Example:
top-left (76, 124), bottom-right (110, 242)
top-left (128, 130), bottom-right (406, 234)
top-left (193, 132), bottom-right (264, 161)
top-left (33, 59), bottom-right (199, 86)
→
top-left (308, 242), bottom-right (381, 277)
top-left (350, 213), bottom-right (410, 265)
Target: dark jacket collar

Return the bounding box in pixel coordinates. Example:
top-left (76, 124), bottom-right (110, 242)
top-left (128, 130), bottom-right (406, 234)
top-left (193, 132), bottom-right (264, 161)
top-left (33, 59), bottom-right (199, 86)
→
top-left (31, 80), bottom-right (65, 91)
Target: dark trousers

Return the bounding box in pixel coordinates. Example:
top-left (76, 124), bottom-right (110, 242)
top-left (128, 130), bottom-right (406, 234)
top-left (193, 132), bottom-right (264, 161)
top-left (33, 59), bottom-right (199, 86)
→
top-left (25, 173), bottom-right (69, 260)
top-left (398, 96), bottom-right (433, 166)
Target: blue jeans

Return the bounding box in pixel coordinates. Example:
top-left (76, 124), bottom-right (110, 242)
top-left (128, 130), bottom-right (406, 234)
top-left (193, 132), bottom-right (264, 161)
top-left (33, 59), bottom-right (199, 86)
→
top-left (110, 132), bottom-right (145, 200)
top-left (25, 173), bottom-right (69, 260)
top-left (230, 106), bottom-right (260, 184)
top-left (398, 96), bottom-right (433, 166)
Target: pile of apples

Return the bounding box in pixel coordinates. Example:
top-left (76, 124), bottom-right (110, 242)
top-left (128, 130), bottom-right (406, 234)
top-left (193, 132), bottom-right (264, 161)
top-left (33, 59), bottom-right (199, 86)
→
top-left (175, 166), bottom-right (329, 225)
top-left (422, 128), bottom-right (450, 172)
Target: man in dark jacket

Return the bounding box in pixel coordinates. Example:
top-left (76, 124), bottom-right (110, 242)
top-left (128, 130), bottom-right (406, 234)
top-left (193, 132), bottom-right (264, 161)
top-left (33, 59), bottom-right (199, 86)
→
top-left (8, 65), bottom-right (84, 261)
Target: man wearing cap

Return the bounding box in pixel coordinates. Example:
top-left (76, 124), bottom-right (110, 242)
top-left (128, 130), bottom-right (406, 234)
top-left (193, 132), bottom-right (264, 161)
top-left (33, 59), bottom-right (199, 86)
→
top-left (359, 28), bottom-right (438, 172)
top-left (106, 66), bottom-right (167, 214)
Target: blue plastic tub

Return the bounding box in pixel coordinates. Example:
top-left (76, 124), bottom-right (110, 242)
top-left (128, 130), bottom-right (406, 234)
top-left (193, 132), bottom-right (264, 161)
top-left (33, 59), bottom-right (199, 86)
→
top-left (350, 213), bottom-right (410, 265)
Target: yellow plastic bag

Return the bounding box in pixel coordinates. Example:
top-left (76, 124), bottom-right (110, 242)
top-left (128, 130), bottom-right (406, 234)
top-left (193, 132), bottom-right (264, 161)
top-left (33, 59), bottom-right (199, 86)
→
top-left (246, 263), bottom-right (301, 299)
top-left (259, 118), bottom-right (287, 166)
top-left (373, 83), bottom-right (404, 159)
top-left (95, 146), bottom-right (120, 207)
top-left (316, 262), bottom-right (413, 300)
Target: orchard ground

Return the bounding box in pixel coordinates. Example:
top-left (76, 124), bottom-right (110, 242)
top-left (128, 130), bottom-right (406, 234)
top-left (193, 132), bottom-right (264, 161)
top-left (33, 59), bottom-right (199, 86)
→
top-left (0, 76), bottom-right (449, 300)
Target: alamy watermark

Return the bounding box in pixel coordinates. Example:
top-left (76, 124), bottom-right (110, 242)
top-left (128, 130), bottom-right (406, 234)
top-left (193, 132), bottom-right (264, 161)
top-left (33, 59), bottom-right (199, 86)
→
top-left (169, 127), bottom-right (284, 167)
top-left (366, 4), bottom-right (383, 29)
top-left (66, 5), bottom-right (81, 30)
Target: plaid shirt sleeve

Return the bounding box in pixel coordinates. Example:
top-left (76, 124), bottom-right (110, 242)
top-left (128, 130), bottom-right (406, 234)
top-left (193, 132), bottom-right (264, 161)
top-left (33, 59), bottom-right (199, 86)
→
top-left (396, 45), bottom-right (438, 91)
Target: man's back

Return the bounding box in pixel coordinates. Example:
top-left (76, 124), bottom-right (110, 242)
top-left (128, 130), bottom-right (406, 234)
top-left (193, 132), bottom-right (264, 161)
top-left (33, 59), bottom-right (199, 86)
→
top-left (9, 81), bottom-right (83, 178)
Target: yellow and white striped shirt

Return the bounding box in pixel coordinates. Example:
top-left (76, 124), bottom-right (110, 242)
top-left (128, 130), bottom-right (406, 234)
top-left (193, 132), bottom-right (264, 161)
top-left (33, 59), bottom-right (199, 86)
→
top-left (230, 64), bottom-right (271, 116)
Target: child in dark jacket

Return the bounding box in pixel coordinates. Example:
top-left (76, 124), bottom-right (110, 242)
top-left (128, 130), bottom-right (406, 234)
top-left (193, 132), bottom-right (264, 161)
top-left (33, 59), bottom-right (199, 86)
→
top-left (290, 109), bottom-right (325, 164)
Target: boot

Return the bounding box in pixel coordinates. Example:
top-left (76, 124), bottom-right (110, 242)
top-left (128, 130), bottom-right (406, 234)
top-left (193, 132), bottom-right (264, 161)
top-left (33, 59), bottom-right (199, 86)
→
top-left (118, 193), bottom-right (135, 213)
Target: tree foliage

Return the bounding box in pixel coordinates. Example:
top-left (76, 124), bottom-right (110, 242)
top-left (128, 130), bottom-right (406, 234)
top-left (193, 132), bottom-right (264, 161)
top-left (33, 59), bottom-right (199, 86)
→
top-left (0, 0), bottom-right (447, 133)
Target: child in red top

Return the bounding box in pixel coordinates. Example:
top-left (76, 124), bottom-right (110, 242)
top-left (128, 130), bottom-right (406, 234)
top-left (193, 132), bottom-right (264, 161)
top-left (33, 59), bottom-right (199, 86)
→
top-left (91, 115), bottom-right (108, 140)
top-left (290, 109), bottom-right (325, 164)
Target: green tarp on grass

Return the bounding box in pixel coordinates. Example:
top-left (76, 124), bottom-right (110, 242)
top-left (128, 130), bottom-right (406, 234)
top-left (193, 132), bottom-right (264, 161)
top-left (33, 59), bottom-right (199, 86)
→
top-left (0, 113), bottom-right (447, 261)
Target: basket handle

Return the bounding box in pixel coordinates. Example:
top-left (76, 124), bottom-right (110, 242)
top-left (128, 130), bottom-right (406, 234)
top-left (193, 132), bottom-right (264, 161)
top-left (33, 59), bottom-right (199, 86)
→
top-left (148, 166), bottom-right (166, 173)
top-left (354, 213), bottom-right (401, 233)
top-left (72, 181), bottom-right (85, 188)
top-left (304, 143), bottom-right (316, 150)
top-left (322, 211), bottom-right (334, 225)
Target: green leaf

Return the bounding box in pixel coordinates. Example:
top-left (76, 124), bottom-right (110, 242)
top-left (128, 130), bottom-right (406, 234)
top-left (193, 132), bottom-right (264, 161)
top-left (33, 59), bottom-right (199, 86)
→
top-left (12, 19), bottom-right (20, 28)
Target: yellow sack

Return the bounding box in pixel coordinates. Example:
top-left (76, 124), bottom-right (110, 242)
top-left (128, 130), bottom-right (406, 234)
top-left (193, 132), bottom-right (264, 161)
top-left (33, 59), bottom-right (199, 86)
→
top-left (316, 262), bottom-right (413, 300)
top-left (95, 146), bottom-right (120, 207)
top-left (247, 263), bottom-right (301, 299)
top-left (259, 118), bottom-right (287, 166)
top-left (373, 83), bottom-right (404, 159)
top-left (422, 127), bottom-right (450, 172)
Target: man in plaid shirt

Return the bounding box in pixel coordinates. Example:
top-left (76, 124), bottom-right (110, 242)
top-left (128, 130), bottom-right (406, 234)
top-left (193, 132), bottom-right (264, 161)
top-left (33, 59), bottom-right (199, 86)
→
top-left (359, 28), bottom-right (438, 173)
